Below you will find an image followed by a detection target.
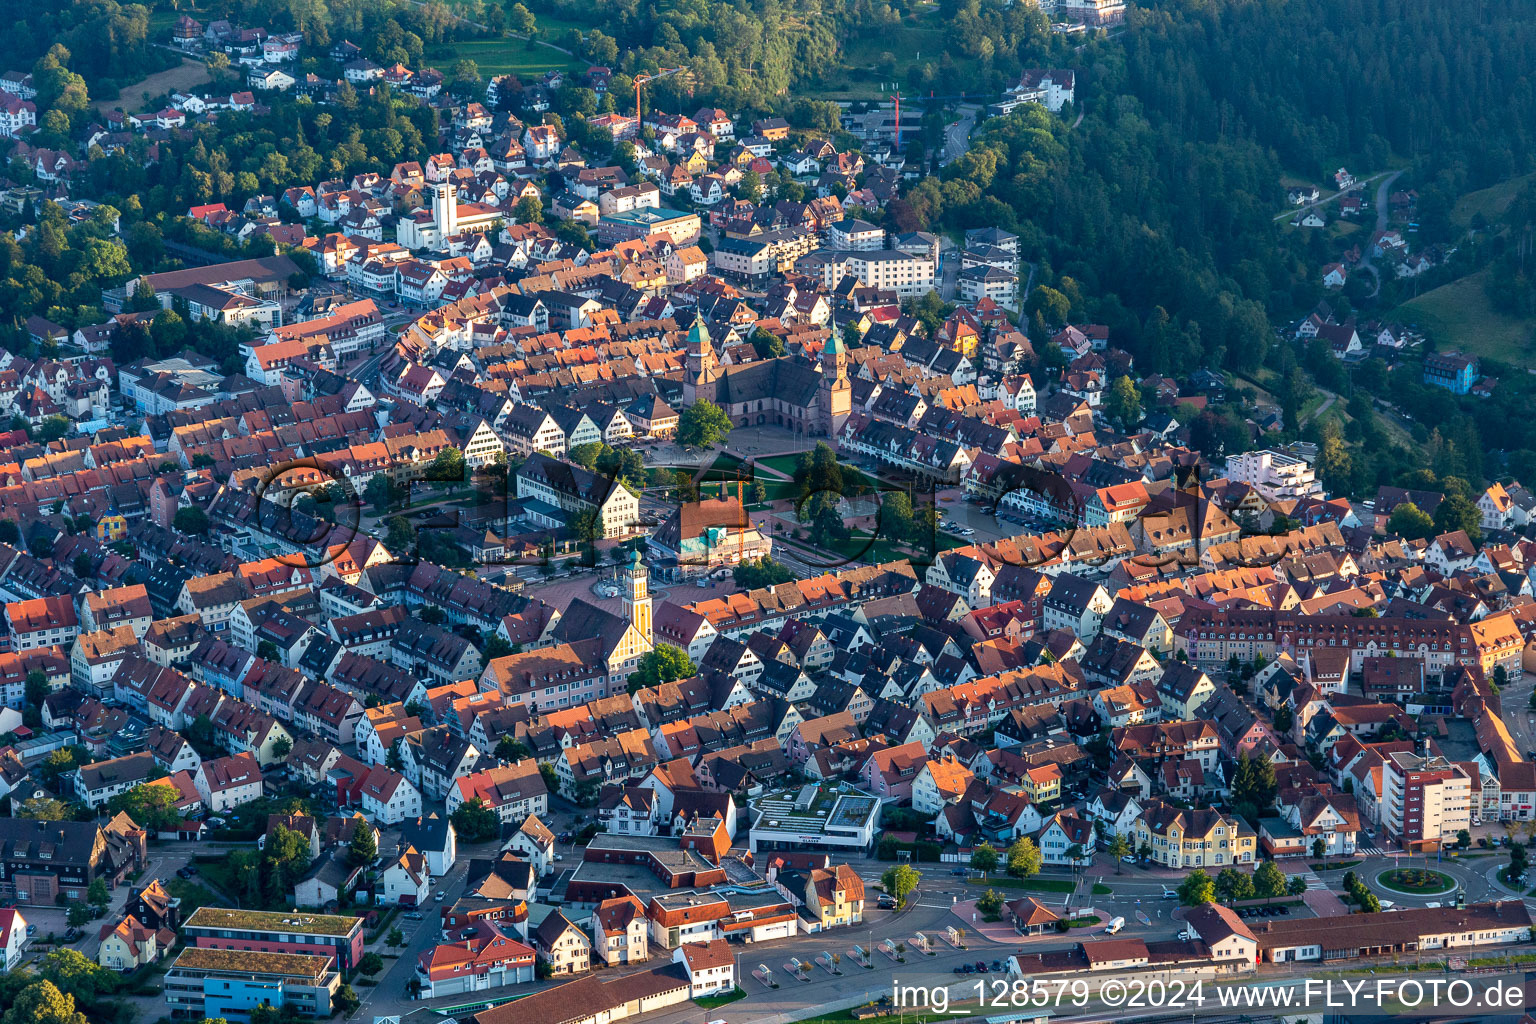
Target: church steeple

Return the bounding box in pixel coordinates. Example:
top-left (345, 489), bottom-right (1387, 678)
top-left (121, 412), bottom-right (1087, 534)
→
top-left (683, 319), bottom-right (717, 406)
top-left (818, 332), bottom-right (851, 436)
top-left (622, 548), bottom-right (652, 646)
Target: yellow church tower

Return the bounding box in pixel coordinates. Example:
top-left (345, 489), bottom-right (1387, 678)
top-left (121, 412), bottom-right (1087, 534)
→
top-left (818, 330), bottom-right (852, 435)
top-left (622, 548), bottom-right (653, 646)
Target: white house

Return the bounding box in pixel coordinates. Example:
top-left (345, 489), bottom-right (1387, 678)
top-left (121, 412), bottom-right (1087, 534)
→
top-left (380, 846), bottom-right (432, 906)
top-left (673, 940), bottom-right (736, 996)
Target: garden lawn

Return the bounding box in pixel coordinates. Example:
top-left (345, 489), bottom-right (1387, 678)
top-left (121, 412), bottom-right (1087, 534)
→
top-left (427, 36), bottom-right (584, 78)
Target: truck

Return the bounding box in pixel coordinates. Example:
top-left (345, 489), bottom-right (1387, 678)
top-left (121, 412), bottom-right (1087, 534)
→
top-left (1104, 917), bottom-right (1126, 935)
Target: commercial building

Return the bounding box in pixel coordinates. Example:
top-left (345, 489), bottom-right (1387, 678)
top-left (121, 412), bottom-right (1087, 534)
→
top-left (748, 784), bottom-right (882, 854)
top-left (183, 907), bottom-right (365, 970)
top-left (164, 947), bottom-right (340, 1019)
top-left (596, 207), bottom-right (701, 247)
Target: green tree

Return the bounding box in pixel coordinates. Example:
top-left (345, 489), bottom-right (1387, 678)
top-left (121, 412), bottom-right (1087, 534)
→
top-left (1103, 375), bottom-right (1142, 428)
top-left (429, 447), bottom-right (468, 490)
top-left (349, 821), bottom-right (378, 866)
top-left (538, 762), bottom-right (558, 794)
top-left (333, 983), bottom-right (360, 1016)
top-left (495, 736), bottom-right (532, 761)
top-left (2, 979), bottom-right (88, 1024)
top-left (19, 796), bottom-right (70, 819)
top-left (173, 506), bottom-right (210, 536)
top-left (1177, 868), bottom-right (1215, 907)
top-left (627, 644), bottom-right (696, 693)
top-left (107, 783), bottom-right (182, 833)
top-left (880, 863), bottom-right (921, 908)
top-left (677, 400), bottom-right (732, 448)
top-left (358, 952), bottom-right (385, 976)
top-left (387, 927), bottom-right (405, 947)
top-left (970, 841), bottom-right (999, 876)
top-left (1252, 860), bottom-right (1287, 900)
top-left (66, 903), bottom-right (91, 928)
top-left (976, 888), bottom-right (1004, 916)
top-left (1434, 491), bottom-right (1483, 543)
top-left (1214, 866), bottom-right (1254, 903)
top-left (733, 556), bottom-right (794, 590)
top-left (451, 797), bottom-right (501, 843)
top-left (514, 195), bottom-right (543, 224)
top-left (1106, 833), bottom-right (1130, 873)
top-left (1006, 836), bottom-right (1042, 878)
top-left (1312, 837), bottom-right (1327, 859)
top-left (1230, 751), bottom-right (1278, 816)
top-left (1387, 500), bottom-right (1435, 540)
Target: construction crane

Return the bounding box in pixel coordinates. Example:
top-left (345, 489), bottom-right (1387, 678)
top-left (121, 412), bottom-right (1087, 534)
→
top-left (635, 66), bottom-right (687, 128)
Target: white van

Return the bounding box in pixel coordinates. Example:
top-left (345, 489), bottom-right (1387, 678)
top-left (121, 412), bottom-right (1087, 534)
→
top-left (1104, 917), bottom-right (1126, 935)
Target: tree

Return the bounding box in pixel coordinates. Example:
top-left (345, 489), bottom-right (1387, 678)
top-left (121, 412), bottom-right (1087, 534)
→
top-left (66, 903), bottom-right (91, 928)
top-left (1005, 836), bottom-right (1042, 878)
top-left (1106, 833), bottom-right (1131, 873)
top-left (173, 506), bottom-right (209, 535)
top-left (880, 863), bottom-right (921, 908)
top-left (386, 515), bottom-right (416, 555)
top-left (1457, 829), bottom-right (1472, 850)
top-left (430, 447), bottom-right (468, 491)
top-left (1312, 837), bottom-right (1327, 860)
top-left (86, 878), bottom-right (109, 908)
top-left (358, 952), bottom-right (385, 976)
top-left (38, 747), bottom-right (80, 788)
top-left (976, 888), bottom-right (1004, 916)
top-left (1434, 492), bottom-right (1483, 544)
top-left (1252, 860), bottom-right (1287, 901)
top-left (1286, 875), bottom-right (1308, 897)
top-left (1230, 751), bottom-right (1278, 816)
top-left (1510, 841), bottom-right (1529, 881)
top-left (349, 821), bottom-right (378, 866)
top-left (538, 762), bottom-right (558, 793)
top-left (386, 739), bottom-right (406, 771)
top-left (387, 926), bottom-right (405, 947)
top-left (1177, 868), bottom-right (1215, 906)
top-left (1387, 500), bottom-right (1435, 540)
top-left (19, 796), bottom-right (70, 819)
top-left (107, 783), bottom-right (182, 833)
top-left (970, 841), bottom-right (999, 876)
top-left (733, 555), bottom-right (793, 590)
top-left (451, 797), bottom-right (501, 843)
top-left (627, 644), bottom-right (695, 693)
top-left (508, 2), bottom-right (536, 34)
top-left (1, 980), bottom-right (88, 1024)
top-left (514, 194), bottom-right (543, 224)
top-left (1214, 867), bottom-right (1254, 903)
top-left (1103, 375), bottom-right (1142, 428)
top-left (24, 668), bottom-right (48, 713)
top-left (333, 984), bottom-right (360, 1017)
top-left (1272, 705), bottom-right (1293, 734)
top-left (495, 736), bottom-right (532, 761)
top-left (677, 400), bottom-right (732, 448)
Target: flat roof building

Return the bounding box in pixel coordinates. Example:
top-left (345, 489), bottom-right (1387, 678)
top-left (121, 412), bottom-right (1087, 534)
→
top-left (164, 946), bottom-right (340, 1020)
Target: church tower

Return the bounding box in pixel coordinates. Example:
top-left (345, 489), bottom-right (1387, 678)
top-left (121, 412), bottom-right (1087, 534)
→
top-left (432, 182), bottom-right (458, 240)
top-left (683, 319), bottom-right (718, 405)
top-left (817, 330), bottom-right (852, 435)
top-left (622, 548), bottom-right (653, 646)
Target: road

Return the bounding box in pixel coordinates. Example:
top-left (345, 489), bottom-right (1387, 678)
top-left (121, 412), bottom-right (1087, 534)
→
top-left (941, 105), bottom-right (981, 166)
top-left (1355, 169), bottom-right (1405, 299)
top-left (1272, 168), bottom-right (1399, 224)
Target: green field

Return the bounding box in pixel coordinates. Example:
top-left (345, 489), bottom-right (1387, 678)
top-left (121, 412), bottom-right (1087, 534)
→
top-left (1394, 269), bottom-right (1536, 362)
top-left (429, 36), bottom-right (585, 77)
top-left (820, 6), bottom-right (986, 100)
top-left (1453, 172), bottom-right (1536, 228)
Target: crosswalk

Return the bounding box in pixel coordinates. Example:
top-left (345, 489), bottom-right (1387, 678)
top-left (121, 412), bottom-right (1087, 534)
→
top-left (1356, 846), bottom-right (1386, 856)
top-left (1302, 870), bottom-right (1330, 891)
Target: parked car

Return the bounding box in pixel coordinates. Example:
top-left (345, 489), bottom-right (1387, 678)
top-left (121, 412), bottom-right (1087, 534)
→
top-left (404, 912), bottom-right (424, 920)
top-left (433, 891), bottom-right (446, 902)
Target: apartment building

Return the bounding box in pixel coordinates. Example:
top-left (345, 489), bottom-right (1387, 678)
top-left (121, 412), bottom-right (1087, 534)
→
top-left (1381, 749), bottom-right (1471, 851)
